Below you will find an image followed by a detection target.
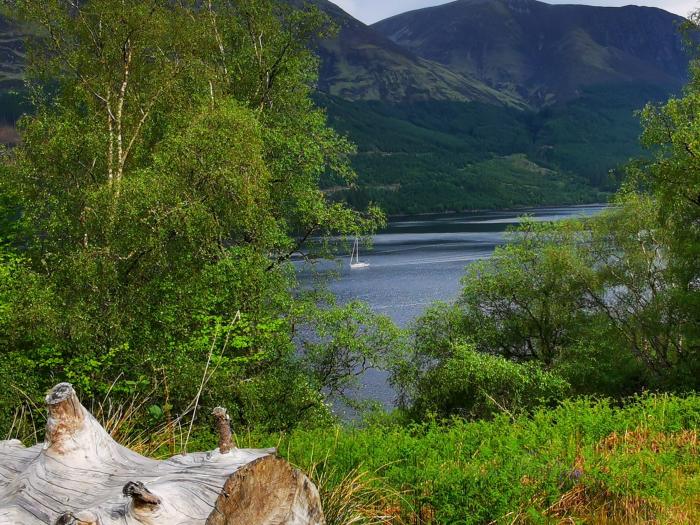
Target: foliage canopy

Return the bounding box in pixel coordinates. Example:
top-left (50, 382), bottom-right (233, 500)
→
top-left (0, 0), bottom-right (383, 434)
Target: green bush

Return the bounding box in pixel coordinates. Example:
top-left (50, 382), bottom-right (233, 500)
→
top-left (409, 344), bottom-right (570, 420)
top-left (406, 198), bottom-right (699, 399)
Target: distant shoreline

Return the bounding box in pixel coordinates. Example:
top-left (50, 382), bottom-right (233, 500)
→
top-left (386, 201), bottom-right (611, 220)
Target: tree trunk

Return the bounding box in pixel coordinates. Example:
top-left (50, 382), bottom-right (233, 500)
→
top-left (0, 383), bottom-right (325, 525)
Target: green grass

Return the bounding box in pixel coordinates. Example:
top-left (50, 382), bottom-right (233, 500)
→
top-left (241, 394), bottom-right (700, 524)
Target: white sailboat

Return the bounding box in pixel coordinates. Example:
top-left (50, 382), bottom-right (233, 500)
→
top-left (350, 237), bottom-right (370, 269)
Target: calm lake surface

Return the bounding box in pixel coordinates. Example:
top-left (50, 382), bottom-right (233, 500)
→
top-left (298, 204), bottom-right (607, 407)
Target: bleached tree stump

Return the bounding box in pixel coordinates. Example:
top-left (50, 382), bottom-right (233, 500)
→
top-left (0, 383), bottom-right (325, 525)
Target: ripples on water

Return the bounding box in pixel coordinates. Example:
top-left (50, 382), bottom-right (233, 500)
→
top-left (297, 204), bottom-right (607, 408)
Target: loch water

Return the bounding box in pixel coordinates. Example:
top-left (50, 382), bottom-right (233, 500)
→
top-left (297, 204), bottom-right (607, 407)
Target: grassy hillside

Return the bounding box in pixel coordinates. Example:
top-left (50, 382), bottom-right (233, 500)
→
top-left (321, 83), bottom-right (671, 214)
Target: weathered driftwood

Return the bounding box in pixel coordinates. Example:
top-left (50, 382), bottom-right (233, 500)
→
top-left (0, 383), bottom-right (325, 525)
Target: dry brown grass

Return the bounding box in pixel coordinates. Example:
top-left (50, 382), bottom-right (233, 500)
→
top-left (494, 427), bottom-right (700, 525)
top-left (547, 484), bottom-right (663, 524)
top-left (543, 428), bottom-right (700, 525)
top-left (0, 124), bottom-right (20, 145)
top-left (306, 462), bottom-right (407, 525)
top-left (92, 396), bottom-right (185, 457)
top-left (596, 429), bottom-right (698, 456)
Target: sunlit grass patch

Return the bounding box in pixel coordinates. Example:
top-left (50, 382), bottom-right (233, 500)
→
top-left (528, 428), bottom-right (700, 524)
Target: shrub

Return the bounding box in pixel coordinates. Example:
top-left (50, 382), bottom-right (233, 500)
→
top-left (409, 344), bottom-right (570, 420)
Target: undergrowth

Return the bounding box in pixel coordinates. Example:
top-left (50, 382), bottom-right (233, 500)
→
top-left (8, 394), bottom-right (698, 524)
top-left (254, 395), bottom-right (700, 524)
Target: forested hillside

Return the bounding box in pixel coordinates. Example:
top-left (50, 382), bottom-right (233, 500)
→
top-left (322, 83), bottom-right (669, 214)
top-left (0, 0), bottom-right (693, 214)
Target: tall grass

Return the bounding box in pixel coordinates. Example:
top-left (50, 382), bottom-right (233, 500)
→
top-left (260, 395), bottom-right (700, 524)
top-left (308, 463), bottom-right (404, 525)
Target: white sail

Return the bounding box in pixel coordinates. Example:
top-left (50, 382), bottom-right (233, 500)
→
top-left (350, 238), bottom-right (369, 269)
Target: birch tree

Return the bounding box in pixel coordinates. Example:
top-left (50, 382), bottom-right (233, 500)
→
top-left (1, 0), bottom-right (381, 430)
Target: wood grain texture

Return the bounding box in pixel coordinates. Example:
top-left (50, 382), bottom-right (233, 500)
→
top-left (0, 383), bottom-right (325, 525)
top-left (206, 456), bottom-right (325, 525)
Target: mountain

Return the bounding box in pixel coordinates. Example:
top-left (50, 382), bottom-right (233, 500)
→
top-left (0, 1), bottom-right (688, 111)
top-left (373, 0), bottom-right (689, 106)
top-left (316, 0), bottom-right (689, 213)
top-left (303, 0), bottom-right (519, 105)
top-left (0, 1), bottom-right (692, 213)
top-left (0, 1), bottom-right (522, 108)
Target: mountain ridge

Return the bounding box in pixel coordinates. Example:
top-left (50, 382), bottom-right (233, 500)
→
top-left (372, 0), bottom-right (689, 106)
top-left (305, 0), bottom-right (522, 105)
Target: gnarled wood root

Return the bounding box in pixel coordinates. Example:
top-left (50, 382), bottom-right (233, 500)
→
top-left (0, 383), bottom-right (325, 525)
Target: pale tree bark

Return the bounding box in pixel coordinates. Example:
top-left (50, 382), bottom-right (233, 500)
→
top-left (0, 383), bottom-right (325, 525)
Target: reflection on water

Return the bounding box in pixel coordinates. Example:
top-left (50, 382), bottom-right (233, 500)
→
top-left (297, 204), bottom-right (607, 407)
